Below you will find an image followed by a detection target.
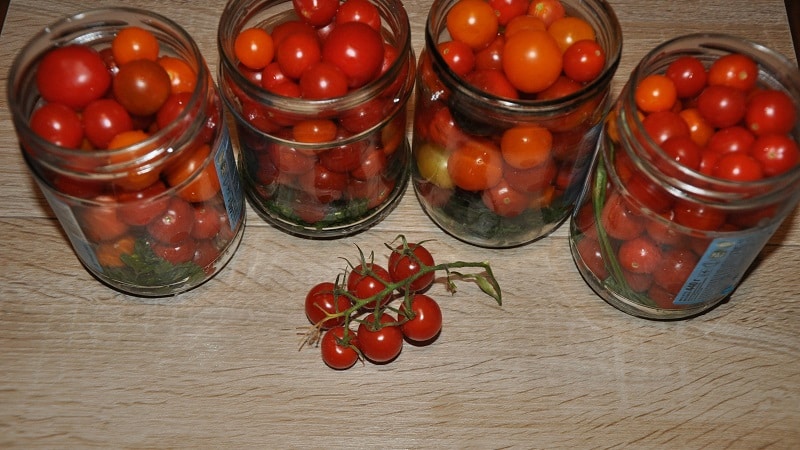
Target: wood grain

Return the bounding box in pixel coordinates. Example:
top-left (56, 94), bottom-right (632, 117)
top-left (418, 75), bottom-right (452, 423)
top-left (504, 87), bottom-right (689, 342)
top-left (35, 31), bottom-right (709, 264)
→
top-left (1, 0), bottom-right (798, 447)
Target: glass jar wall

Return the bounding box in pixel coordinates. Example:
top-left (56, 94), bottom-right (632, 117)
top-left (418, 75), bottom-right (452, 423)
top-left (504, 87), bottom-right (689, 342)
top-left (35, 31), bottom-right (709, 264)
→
top-left (7, 8), bottom-right (245, 297)
top-left (412, 0), bottom-right (622, 248)
top-left (569, 34), bottom-right (800, 319)
top-left (218, 0), bottom-right (415, 238)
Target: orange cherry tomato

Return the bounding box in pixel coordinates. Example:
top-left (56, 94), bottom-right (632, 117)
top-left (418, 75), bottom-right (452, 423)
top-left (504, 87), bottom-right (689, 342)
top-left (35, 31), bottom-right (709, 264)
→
top-left (502, 29), bottom-right (562, 93)
top-left (445, 0), bottom-right (499, 50)
top-left (112, 26), bottom-right (160, 65)
top-left (107, 130), bottom-right (162, 191)
top-left (500, 125), bottom-right (553, 169)
top-left (547, 16), bottom-right (596, 53)
top-left (447, 138), bottom-right (504, 191)
top-left (293, 119), bottom-right (338, 143)
top-left (234, 27), bottom-right (275, 70)
top-left (95, 235), bottom-right (136, 267)
top-left (634, 74), bottom-right (678, 113)
top-left (158, 56), bottom-right (198, 95)
top-left (165, 144), bottom-right (221, 203)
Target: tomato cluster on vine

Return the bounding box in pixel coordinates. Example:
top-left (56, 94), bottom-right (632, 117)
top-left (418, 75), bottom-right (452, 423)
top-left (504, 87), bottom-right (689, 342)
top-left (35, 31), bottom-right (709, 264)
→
top-left (302, 236), bottom-right (501, 369)
top-left (28, 26), bottom-right (238, 287)
top-left (439, 0), bottom-right (606, 99)
top-left (574, 50), bottom-right (799, 308)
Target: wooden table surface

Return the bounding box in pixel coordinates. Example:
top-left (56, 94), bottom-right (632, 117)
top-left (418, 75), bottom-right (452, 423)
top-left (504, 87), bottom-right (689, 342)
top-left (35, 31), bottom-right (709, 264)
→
top-left (1, 0), bottom-right (799, 447)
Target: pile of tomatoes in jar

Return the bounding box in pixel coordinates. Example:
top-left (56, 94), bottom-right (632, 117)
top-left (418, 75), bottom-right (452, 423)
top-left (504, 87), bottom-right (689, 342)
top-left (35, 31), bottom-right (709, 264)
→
top-left (413, 0), bottom-right (615, 246)
top-left (573, 51), bottom-right (799, 309)
top-left (224, 0), bottom-right (411, 231)
top-left (28, 26), bottom-right (238, 291)
top-left (302, 236), bottom-right (501, 369)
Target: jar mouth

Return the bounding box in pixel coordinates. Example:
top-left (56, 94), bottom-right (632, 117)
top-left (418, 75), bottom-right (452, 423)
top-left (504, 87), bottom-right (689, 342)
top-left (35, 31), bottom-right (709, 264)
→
top-left (621, 33), bottom-right (800, 206)
top-left (217, 0), bottom-right (413, 115)
top-left (7, 7), bottom-right (211, 173)
top-left (424, 0), bottom-right (623, 116)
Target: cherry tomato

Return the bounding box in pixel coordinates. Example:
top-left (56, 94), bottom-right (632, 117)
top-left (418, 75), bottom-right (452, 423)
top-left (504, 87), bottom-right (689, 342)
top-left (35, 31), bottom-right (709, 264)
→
top-left (706, 126), bottom-right (755, 155)
top-left (750, 133), bottom-right (800, 177)
top-left (357, 313), bottom-right (403, 363)
top-left (438, 40), bottom-right (476, 77)
top-left (293, 119), bottom-right (338, 143)
top-left (447, 138), bottom-right (504, 191)
top-left (268, 142), bottom-right (316, 174)
top-left (146, 196), bottom-right (195, 244)
top-left (347, 263), bottom-right (392, 309)
top-left (696, 84), bottom-right (747, 128)
top-left (617, 235), bottom-right (662, 274)
top-left (504, 158), bottom-right (557, 193)
top-left (502, 29), bottom-right (562, 93)
top-left (574, 237), bottom-right (608, 280)
top-left (678, 108), bottom-right (715, 147)
top-left (335, 0), bottom-right (382, 30)
top-left (388, 242), bottom-right (436, 292)
top-left (305, 281), bottom-right (352, 329)
top-left (416, 143), bottom-right (455, 189)
top-left (82, 98), bottom-right (134, 149)
top-left (276, 31), bottom-right (321, 80)
top-left (29, 102), bottom-right (84, 148)
top-left (661, 136), bottom-right (702, 171)
top-left (482, 179), bottom-right (529, 217)
top-left (234, 27), bottom-right (275, 70)
top-left (708, 53), bottom-right (758, 91)
top-left (600, 193), bottom-right (644, 240)
top-left (116, 181), bottom-right (170, 227)
top-left (547, 16), bottom-right (595, 53)
top-left (745, 89), bottom-right (796, 136)
top-left (322, 21), bottom-right (385, 88)
top-left (113, 59), bottom-right (173, 116)
top-left (158, 56), bottom-right (198, 95)
top-left (36, 45), bottom-right (112, 110)
top-left (320, 326), bottom-right (359, 370)
top-left (634, 74), bottom-right (677, 113)
top-left (399, 294), bottom-right (443, 343)
top-left (191, 204), bottom-right (223, 240)
top-left (156, 92), bottom-right (193, 130)
top-left (465, 69), bottom-right (519, 99)
top-left (642, 110), bottom-right (690, 145)
top-left (504, 15), bottom-right (546, 39)
top-left (665, 56), bottom-right (707, 98)
top-left (350, 146), bottom-right (387, 180)
top-left (79, 200), bottom-right (130, 243)
top-left (152, 239), bottom-right (197, 264)
top-left (562, 39), bottom-right (606, 83)
top-left (672, 199), bottom-right (726, 231)
top-left (299, 61), bottom-right (348, 99)
top-left (95, 235), bottom-right (136, 268)
top-left (165, 144), bottom-right (221, 203)
top-left (488, 0), bottom-right (529, 26)
top-left (293, 0), bottom-right (339, 27)
top-left (528, 0), bottom-right (566, 27)
top-left (298, 162), bottom-right (347, 203)
top-left (112, 26), bottom-right (160, 65)
top-left (445, 0), bottom-right (499, 50)
top-left (500, 125), bottom-right (553, 170)
top-left (474, 35), bottom-right (505, 71)
top-left (653, 248), bottom-right (698, 295)
top-left (713, 152), bottom-right (764, 182)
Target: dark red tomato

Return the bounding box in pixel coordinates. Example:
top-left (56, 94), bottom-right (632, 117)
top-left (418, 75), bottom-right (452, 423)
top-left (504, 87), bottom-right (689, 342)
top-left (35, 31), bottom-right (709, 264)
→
top-left (745, 89), bottom-right (797, 136)
top-left (335, 0), bottom-right (381, 30)
top-left (260, 62), bottom-right (289, 90)
top-left (617, 235), bottom-right (662, 274)
top-left (481, 179), bottom-right (529, 217)
top-left (562, 39), bottom-right (606, 83)
top-left (665, 55), bottom-right (707, 98)
top-left (36, 45), bottom-right (112, 110)
top-left (350, 147), bottom-right (387, 180)
top-left (146, 196), bottom-right (195, 244)
top-left (474, 35), bottom-right (504, 71)
top-left (653, 248), bottom-right (698, 295)
top-left (488, 0), bottom-right (529, 26)
top-left (697, 84), bottom-right (747, 128)
top-left (298, 163), bottom-right (348, 203)
top-left (191, 204), bottom-right (223, 240)
top-left (152, 239), bottom-right (196, 264)
top-left (750, 133), bottom-right (800, 177)
top-left (116, 181), bottom-right (170, 226)
top-left (82, 98), bottom-right (134, 149)
top-left (672, 199), bottom-right (726, 231)
top-left (438, 40), bottom-right (476, 77)
top-left (600, 193), bottom-right (645, 240)
top-left (399, 294), bottom-right (443, 343)
top-left (713, 152), bottom-right (764, 181)
top-left (465, 68), bottom-right (519, 99)
top-left (347, 263), bottom-right (392, 309)
top-left (357, 313), bottom-right (403, 363)
top-left (388, 242), bottom-right (436, 292)
top-left (156, 92), bottom-right (192, 130)
top-left (706, 126), bottom-right (755, 155)
top-left (276, 31), bottom-right (321, 80)
top-left (661, 136), bottom-right (702, 171)
top-left (574, 237), bottom-right (608, 280)
top-left (113, 59), bottom-right (172, 116)
top-left (708, 53), bottom-right (758, 91)
top-left (29, 102), bottom-right (84, 148)
top-left (642, 110), bottom-right (690, 145)
top-left (320, 326), bottom-right (359, 370)
top-left (322, 21), bottom-right (385, 88)
top-left (299, 61), bottom-right (349, 99)
top-left (293, 0), bottom-right (339, 27)
top-left (305, 281), bottom-right (352, 329)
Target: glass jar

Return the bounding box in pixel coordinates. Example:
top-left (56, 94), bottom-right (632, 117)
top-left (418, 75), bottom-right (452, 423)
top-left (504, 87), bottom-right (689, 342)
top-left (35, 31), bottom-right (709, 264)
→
top-left (412, 0), bottom-right (622, 248)
top-left (7, 8), bottom-right (246, 297)
top-left (217, 0), bottom-right (415, 238)
top-left (569, 34), bottom-right (800, 319)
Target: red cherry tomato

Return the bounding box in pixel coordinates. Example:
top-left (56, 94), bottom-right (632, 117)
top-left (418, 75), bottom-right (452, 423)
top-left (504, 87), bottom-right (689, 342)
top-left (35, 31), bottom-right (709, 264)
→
top-left (299, 61), bottom-right (349, 99)
top-left (562, 39), bottom-right (606, 83)
top-left (750, 133), bottom-right (800, 177)
top-left (696, 84), bottom-right (747, 129)
top-left (357, 313), bottom-right (403, 363)
top-left (665, 56), bottom-right (707, 98)
top-left (116, 181), bottom-right (170, 227)
top-left (305, 281), bottom-right (352, 329)
top-left (29, 102), bottom-right (84, 148)
top-left (708, 53), bottom-right (758, 91)
top-left (335, 0), bottom-right (382, 30)
top-left (82, 98), bottom-right (134, 149)
top-left (713, 152), bottom-right (764, 182)
top-left (617, 235), bottom-right (662, 274)
top-left (320, 326), bottom-right (359, 370)
top-left (399, 294), bottom-right (443, 343)
top-left (146, 196), bottom-right (195, 244)
top-left (322, 21), bottom-right (385, 88)
top-left (745, 89), bottom-right (797, 136)
top-left (292, 0), bottom-right (339, 27)
top-left (388, 242), bottom-right (436, 292)
top-left (347, 263), bottom-right (392, 309)
top-left (36, 45), bottom-right (112, 110)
